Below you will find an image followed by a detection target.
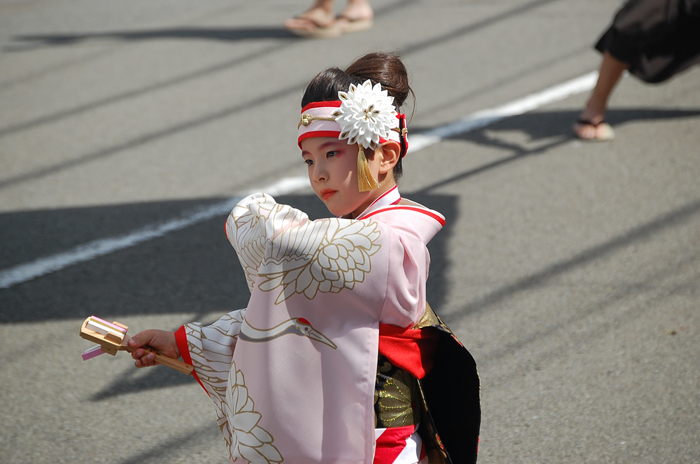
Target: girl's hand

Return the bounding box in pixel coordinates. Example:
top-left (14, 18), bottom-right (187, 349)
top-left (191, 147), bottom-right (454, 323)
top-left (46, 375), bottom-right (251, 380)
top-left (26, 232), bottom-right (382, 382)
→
top-left (128, 330), bottom-right (179, 368)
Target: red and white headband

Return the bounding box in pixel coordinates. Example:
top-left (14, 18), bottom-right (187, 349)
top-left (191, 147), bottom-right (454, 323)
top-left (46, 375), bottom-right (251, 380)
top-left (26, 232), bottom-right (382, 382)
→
top-left (297, 80), bottom-right (409, 157)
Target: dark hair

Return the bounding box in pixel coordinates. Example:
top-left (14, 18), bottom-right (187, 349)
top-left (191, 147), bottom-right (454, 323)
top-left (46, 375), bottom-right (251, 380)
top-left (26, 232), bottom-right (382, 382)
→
top-left (301, 52), bottom-right (414, 180)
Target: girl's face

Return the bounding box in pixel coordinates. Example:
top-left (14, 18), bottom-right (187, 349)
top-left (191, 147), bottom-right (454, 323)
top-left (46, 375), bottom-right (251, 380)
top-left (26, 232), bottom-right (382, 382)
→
top-left (301, 137), bottom-right (379, 218)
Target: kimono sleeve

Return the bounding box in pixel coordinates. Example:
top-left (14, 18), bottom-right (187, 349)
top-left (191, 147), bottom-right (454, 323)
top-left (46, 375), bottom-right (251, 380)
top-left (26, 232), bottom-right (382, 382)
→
top-left (225, 193), bottom-right (318, 292)
top-left (380, 219), bottom-right (431, 328)
top-left (177, 309), bottom-right (246, 402)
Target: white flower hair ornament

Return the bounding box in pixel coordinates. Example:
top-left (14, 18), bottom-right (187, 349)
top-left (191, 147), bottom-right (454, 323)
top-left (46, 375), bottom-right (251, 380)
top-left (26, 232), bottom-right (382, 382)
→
top-left (297, 79), bottom-right (409, 192)
top-left (335, 80), bottom-right (397, 151)
top-left (334, 80), bottom-right (398, 191)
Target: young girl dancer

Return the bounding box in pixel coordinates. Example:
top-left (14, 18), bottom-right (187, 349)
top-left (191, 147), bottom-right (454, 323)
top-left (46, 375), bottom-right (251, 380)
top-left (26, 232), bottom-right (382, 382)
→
top-left (129, 52), bottom-right (480, 464)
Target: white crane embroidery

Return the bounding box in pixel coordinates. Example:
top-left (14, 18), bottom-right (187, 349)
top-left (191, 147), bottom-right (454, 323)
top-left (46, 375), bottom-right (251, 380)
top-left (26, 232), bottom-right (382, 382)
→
top-left (240, 317), bottom-right (337, 349)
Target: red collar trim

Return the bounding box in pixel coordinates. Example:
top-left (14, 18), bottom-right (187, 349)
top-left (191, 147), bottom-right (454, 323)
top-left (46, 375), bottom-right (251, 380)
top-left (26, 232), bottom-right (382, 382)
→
top-left (356, 186), bottom-right (401, 219)
top-left (362, 206), bottom-right (446, 227)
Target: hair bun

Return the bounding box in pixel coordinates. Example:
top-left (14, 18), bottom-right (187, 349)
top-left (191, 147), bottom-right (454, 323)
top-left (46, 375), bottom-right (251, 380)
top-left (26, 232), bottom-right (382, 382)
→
top-left (344, 52), bottom-right (413, 110)
top-left (300, 52), bottom-right (414, 114)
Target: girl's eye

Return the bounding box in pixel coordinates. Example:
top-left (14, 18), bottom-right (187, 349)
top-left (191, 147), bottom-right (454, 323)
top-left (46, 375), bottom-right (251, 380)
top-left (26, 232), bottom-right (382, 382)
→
top-left (326, 151), bottom-right (338, 158)
top-left (304, 159), bottom-right (313, 166)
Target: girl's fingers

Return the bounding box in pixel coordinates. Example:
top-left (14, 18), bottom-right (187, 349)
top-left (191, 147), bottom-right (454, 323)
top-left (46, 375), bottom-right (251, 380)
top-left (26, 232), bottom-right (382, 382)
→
top-left (128, 330), bottom-right (178, 366)
top-left (131, 348), bottom-right (155, 361)
top-left (128, 330), bottom-right (153, 349)
top-left (134, 352), bottom-right (156, 368)
top-left (130, 348), bottom-right (148, 360)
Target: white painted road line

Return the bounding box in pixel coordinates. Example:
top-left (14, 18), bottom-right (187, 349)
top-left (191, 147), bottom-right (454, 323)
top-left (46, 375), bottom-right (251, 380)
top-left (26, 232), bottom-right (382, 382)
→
top-left (408, 71), bottom-right (598, 152)
top-left (0, 71), bottom-right (598, 289)
top-left (0, 176), bottom-right (310, 289)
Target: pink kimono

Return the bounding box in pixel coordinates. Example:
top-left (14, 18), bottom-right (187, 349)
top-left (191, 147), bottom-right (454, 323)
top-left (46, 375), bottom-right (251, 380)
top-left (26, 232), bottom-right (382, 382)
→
top-left (175, 186), bottom-right (445, 464)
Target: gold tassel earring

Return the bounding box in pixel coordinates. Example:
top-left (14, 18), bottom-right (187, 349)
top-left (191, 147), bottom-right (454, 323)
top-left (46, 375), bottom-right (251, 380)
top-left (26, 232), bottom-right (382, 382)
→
top-left (356, 145), bottom-right (380, 192)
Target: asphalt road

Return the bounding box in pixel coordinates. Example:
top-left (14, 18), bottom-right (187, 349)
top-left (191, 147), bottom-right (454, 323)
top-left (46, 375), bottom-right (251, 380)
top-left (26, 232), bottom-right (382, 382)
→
top-left (1, 0), bottom-right (699, 463)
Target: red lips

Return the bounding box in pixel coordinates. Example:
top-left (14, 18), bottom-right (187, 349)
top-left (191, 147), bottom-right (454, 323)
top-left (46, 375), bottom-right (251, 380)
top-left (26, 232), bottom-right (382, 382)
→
top-left (320, 189), bottom-right (336, 200)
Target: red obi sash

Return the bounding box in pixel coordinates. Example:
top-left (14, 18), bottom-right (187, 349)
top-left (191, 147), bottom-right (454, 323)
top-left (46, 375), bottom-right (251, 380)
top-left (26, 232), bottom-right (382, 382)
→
top-left (378, 324), bottom-right (439, 379)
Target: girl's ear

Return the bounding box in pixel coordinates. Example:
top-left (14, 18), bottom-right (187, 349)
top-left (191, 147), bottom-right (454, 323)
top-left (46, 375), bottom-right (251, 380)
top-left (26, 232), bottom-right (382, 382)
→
top-left (378, 141), bottom-right (401, 174)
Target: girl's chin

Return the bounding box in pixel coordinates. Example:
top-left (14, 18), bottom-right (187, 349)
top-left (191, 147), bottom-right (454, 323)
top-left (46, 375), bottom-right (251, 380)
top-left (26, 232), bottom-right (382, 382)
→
top-left (324, 203), bottom-right (354, 218)
top-left (325, 206), bottom-right (346, 217)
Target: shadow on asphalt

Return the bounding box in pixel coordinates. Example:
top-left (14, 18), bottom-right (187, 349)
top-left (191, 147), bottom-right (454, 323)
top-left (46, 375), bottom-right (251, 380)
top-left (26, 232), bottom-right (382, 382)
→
top-left (412, 107), bottom-right (700, 194)
top-left (0, 193), bottom-right (456, 327)
top-left (13, 27), bottom-right (298, 47)
top-left (116, 422), bottom-right (217, 464)
top-left (91, 355), bottom-right (196, 400)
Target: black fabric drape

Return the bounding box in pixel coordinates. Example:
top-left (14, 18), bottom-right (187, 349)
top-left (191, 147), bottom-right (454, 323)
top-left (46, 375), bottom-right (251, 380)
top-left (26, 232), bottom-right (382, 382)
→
top-left (595, 0), bottom-right (700, 83)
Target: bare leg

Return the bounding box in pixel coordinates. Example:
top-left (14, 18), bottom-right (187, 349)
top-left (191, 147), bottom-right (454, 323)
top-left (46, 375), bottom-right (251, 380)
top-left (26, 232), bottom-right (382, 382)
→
top-left (332, 0), bottom-right (373, 33)
top-left (575, 52), bottom-right (629, 140)
top-left (340, 0), bottom-right (373, 20)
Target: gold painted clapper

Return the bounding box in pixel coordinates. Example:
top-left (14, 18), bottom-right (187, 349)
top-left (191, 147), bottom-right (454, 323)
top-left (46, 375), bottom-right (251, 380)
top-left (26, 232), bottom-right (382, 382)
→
top-left (79, 316), bottom-right (193, 375)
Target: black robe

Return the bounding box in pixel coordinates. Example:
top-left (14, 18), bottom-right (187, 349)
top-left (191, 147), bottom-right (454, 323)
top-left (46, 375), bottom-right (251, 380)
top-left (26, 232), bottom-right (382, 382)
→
top-left (595, 0), bottom-right (700, 83)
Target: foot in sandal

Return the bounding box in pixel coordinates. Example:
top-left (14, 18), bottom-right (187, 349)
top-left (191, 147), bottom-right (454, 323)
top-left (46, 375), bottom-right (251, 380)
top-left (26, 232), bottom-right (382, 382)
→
top-left (573, 119), bottom-right (615, 141)
top-left (335, 1), bottom-right (373, 33)
top-left (284, 7), bottom-right (341, 38)
top-left (333, 15), bottom-right (373, 33)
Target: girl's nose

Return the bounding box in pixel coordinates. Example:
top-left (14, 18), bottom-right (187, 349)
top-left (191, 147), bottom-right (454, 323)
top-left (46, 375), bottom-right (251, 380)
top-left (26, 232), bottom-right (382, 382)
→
top-left (313, 163), bottom-right (328, 183)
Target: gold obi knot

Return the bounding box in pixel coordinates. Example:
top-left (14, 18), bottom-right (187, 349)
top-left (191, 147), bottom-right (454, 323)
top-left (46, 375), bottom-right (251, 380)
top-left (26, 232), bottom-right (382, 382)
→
top-left (374, 354), bottom-right (422, 428)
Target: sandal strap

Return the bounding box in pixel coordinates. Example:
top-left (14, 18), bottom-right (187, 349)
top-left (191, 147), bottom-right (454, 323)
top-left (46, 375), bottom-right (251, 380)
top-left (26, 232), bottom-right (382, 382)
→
top-left (577, 119), bottom-right (607, 127)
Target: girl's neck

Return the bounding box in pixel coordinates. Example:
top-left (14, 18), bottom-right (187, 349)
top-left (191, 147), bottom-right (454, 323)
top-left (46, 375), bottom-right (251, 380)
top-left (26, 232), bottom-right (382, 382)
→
top-left (347, 181), bottom-right (398, 219)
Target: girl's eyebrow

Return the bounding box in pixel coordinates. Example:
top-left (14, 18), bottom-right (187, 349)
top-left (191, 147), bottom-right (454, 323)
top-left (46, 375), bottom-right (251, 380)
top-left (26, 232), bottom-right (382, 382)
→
top-left (318, 141), bottom-right (343, 150)
top-left (301, 141), bottom-right (344, 157)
